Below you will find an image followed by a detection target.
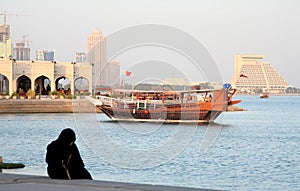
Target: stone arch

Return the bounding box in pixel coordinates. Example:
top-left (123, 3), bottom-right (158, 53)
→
top-left (35, 75), bottom-right (51, 95)
top-left (55, 76), bottom-right (71, 93)
top-left (74, 77), bottom-right (89, 94)
top-left (0, 73), bottom-right (9, 95)
top-left (16, 75), bottom-right (31, 94)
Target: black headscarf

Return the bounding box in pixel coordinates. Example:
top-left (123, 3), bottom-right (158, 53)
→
top-left (57, 128), bottom-right (76, 146)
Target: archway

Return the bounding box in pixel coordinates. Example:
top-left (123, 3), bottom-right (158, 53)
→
top-left (74, 77), bottom-right (89, 94)
top-left (55, 76), bottom-right (71, 94)
top-left (17, 75), bottom-right (31, 94)
top-left (0, 74), bottom-right (9, 95)
top-left (35, 75), bottom-right (51, 95)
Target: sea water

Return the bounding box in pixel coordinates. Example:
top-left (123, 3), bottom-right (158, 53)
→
top-left (0, 96), bottom-right (299, 191)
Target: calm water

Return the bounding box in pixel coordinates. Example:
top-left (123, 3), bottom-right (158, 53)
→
top-left (0, 96), bottom-right (299, 191)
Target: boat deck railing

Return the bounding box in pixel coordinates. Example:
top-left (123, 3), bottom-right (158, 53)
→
top-left (99, 95), bottom-right (208, 110)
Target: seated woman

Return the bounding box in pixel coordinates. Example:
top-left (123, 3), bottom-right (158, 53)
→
top-left (46, 128), bottom-right (92, 180)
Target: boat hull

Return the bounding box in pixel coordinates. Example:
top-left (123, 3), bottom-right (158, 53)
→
top-left (98, 104), bottom-right (223, 123)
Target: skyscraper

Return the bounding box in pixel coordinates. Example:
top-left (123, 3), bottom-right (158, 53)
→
top-left (230, 54), bottom-right (289, 94)
top-left (86, 29), bottom-right (107, 87)
top-left (87, 29), bottom-right (103, 52)
top-left (108, 60), bottom-right (120, 86)
top-left (86, 29), bottom-right (121, 88)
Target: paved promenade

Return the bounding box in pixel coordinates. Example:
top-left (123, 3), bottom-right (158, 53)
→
top-left (0, 173), bottom-right (222, 191)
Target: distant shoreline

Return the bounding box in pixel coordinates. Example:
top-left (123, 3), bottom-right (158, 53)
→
top-left (236, 93), bottom-right (300, 96)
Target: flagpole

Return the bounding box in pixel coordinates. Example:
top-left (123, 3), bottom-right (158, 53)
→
top-left (131, 74), bottom-right (135, 93)
top-left (124, 71), bottom-right (134, 99)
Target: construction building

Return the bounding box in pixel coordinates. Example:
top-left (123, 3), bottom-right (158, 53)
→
top-left (75, 52), bottom-right (86, 63)
top-left (230, 54), bottom-right (289, 94)
top-left (13, 42), bottom-right (30, 60)
top-left (0, 24), bottom-right (12, 58)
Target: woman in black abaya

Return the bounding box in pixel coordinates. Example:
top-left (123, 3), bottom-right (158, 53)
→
top-left (46, 128), bottom-right (92, 180)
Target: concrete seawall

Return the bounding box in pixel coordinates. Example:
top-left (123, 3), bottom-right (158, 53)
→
top-left (0, 98), bottom-right (101, 113)
top-left (0, 174), bottom-right (222, 191)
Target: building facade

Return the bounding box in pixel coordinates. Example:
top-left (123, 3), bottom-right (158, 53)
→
top-left (0, 57), bottom-right (92, 95)
top-left (230, 54), bottom-right (289, 94)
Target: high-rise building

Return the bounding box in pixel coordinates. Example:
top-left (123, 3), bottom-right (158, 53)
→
top-left (86, 29), bottom-right (121, 88)
top-left (87, 29), bottom-right (103, 52)
top-left (36, 50), bottom-right (55, 61)
top-left (108, 60), bottom-right (120, 86)
top-left (75, 52), bottom-right (86, 63)
top-left (86, 29), bottom-right (108, 87)
top-left (230, 54), bottom-right (289, 94)
top-left (0, 24), bottom-right (12, 58)
top-left (13, 42), bottom-right (30, 60)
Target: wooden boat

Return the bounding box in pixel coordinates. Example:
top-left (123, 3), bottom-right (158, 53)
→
top-left (96, 87), bottom-right (241, 123)
top-left (260, 92), bottom-right (269, 99)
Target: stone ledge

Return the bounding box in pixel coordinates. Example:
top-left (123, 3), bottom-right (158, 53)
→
top-left (0, 173), bottom-right (221, 191)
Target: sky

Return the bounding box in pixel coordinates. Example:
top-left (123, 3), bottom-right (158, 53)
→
top-left (1, 0), bottom-right (300, 87)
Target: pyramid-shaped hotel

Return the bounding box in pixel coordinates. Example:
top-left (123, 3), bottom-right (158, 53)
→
top-left (230, 55), bottom-right (288, 94)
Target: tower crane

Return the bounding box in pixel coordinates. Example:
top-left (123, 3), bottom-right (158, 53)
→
top-left (0, 10), bottom-right (31, 26)
top-left (0, 10), bottom-right (31, 43)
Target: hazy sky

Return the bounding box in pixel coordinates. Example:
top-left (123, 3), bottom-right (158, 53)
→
top-left (1, 0), bottom-right (300, 87)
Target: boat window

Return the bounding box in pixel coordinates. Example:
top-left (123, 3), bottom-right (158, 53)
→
top-left (138, 103), bottom-right (145, 109)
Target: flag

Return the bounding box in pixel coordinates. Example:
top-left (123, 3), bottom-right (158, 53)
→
top-left (124, 71), bottom-right (131, 76)
top-left (239, 74), bottom-right (248, 78)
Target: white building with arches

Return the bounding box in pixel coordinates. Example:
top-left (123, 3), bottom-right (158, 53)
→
top-left (0, 57), bottom-right (93, 96)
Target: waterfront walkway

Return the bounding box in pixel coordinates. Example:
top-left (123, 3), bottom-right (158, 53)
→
top-left (0, 174), bottom-right (221, 191)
